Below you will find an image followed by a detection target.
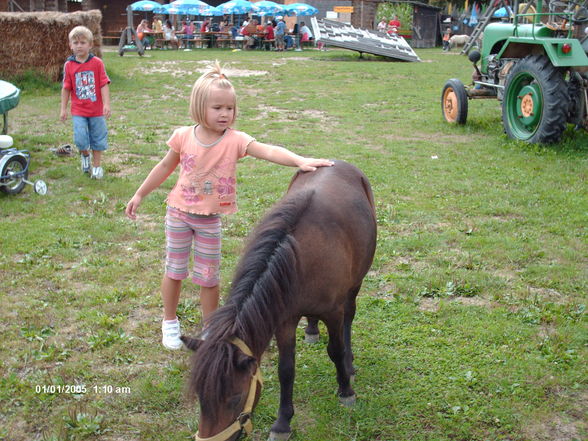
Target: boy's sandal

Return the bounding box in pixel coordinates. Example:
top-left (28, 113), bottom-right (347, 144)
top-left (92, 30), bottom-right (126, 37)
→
top-left (53, 144), bottom-right (73, 156)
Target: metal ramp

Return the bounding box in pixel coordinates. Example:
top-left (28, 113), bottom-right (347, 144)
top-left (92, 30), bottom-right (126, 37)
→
top-left (311, 18), bottom-right (421, 62)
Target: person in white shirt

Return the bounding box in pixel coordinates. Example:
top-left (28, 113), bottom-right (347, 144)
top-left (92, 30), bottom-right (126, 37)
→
top-left (299, 21), bottom-right (313, 42)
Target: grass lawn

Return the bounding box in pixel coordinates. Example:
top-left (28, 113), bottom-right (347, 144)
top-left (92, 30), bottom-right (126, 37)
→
top-left (0, 46), bottom-right (586, 441)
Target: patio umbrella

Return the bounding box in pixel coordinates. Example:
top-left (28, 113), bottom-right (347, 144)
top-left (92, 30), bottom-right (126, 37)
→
top-left (155, 3), bottom-right (199, 15)
top-left (252, 0), bottom-right (285, 15)
top-left (171, 0), bottom-right (210, 14)
top-left (284, 3), bottom-right (318, 16)
top-left (216, 0), bottom-right (256, 15)
top-left (129, 0), bottom-right (162, 11)
top-left (200, 5), bottom-right (224, 16)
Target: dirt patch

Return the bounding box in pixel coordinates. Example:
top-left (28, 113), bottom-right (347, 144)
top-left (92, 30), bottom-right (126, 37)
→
top-left (417, 296), bottom-right (496, 312)
top-left (140, 60), bottom-right (268, 78)
top-left (250, 104), bottom-right (336, 126)
top-left (522, 414), bottom-right (586, 441)
top-left (527, 286), bottom-right (566, 303)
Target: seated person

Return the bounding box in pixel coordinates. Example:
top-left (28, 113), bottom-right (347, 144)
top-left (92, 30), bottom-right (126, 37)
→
top-left (243, 19), bottom-right (259, 49)
top-left (299, 21), bottom-right (314, 43)
top-left (200, 19), bottom-right (210, 33)
top-left (264, 21), bottom-right (275, 50)
top-left (284, 33), bottom-right (294, 49)
top-left (163, 19), bottom-right (179, 49)
top-left (137, 19), bottom-right (152, 49)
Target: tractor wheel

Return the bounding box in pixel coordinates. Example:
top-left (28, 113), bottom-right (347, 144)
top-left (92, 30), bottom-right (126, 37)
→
top-left (441, 79), bottom-right (468, 124)
top-left (0, 155), bottom-right (28, 195)
top-left (502, 55), bottom-right (568, 143)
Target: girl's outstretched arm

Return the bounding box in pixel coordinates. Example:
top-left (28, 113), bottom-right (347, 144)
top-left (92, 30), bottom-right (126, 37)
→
top-left (247, 141), bottom-right (333, 172)
top-left (125, 149), bottom-right (180, 220)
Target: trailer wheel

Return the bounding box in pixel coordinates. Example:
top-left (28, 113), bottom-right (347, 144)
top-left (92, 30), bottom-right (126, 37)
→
top-left (442, 79), bottom-right (468, 124)
top-left (0, 155), bottom-right (27, 195)
top-left (502, 55), bottom-right (568, 144)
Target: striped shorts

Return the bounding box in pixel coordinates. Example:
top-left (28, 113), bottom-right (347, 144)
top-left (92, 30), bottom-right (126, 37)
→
top-left (164, 206), bottom-right (221, 287)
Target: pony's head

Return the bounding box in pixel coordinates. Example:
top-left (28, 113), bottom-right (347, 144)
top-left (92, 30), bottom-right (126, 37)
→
top-left (182, 336), bottom-right (262, 441)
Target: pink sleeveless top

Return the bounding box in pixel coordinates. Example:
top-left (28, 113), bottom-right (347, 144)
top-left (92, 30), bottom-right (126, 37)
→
top-left (166, 126), bottom-right (254, 215)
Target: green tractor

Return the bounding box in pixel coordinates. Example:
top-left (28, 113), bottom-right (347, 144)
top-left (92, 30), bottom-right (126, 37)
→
top-left (441, 0), bottom-right (588, 143)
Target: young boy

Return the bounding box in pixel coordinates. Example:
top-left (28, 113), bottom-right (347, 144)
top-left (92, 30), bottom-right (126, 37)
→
top-left (60, 26), bottom-right (111, 179)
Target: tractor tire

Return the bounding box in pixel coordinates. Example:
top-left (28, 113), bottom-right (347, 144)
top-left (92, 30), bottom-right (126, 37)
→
top-left (441, 79), bottom-right (468, 124)
top-left (502, 55), bottom-right (568, 144)
top-left (0, 155), bottom-right (27, 195)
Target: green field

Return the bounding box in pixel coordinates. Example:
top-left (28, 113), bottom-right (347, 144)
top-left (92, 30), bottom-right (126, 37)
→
top-left (1, 47), bottom-right (586, 441)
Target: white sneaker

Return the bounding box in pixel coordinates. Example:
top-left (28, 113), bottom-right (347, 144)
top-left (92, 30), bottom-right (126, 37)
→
top-left (161, 319), bottom-right (183, 350)
top-left (80, 155), bottom-right (91, 173)
top-left (91, 166), bottom-right (104, 179)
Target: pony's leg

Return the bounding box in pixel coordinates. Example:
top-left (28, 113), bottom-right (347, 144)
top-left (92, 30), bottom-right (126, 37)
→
top-left (324, 316), bottom-right (356, 407)
top-left (343, 287), bottom-right (361, 378)
top-left (304, 316), bottom-right (320, 343)
top-left (269, 323), bottom-right (297, 441)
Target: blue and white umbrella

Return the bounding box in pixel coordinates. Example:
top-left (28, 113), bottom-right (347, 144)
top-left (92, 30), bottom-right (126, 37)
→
top-left (284, 2), bottom-right (318, 16)
top-left (216, 0), bottom-right (256, 15)
top-left (170, 0), bottom-right (209, 14)
top-left (253, 1), bottom-right (285, 16)
top-left (200, 5), bottom-right (224, 16)
top-left (154, 3), bottom-right (203, 15)
top-left (129, 0), bottom-right (163, 11)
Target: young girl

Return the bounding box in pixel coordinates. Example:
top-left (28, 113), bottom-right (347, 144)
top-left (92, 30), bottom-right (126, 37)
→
top-left (125, 62), bottom-right (333, 350)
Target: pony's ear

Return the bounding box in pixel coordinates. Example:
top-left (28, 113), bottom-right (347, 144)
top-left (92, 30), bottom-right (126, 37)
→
top-left (235, 351), bottom-right (256, 373)
top-left (180, 335), bottom-right (202, 351)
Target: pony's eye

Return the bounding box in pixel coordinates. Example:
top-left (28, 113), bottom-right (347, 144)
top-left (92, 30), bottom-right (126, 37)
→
top-left (228, 393), bottom-right (244, 409)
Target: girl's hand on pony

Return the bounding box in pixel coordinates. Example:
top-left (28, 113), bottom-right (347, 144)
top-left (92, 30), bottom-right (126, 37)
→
top-left (298, 158), bottom-right (334, 172)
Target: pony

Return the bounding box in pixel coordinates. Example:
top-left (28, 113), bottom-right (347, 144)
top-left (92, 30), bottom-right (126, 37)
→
top-left (448, 34), bottom-right (470, 50)
top-left (181, 160), bottom-right (377, 441)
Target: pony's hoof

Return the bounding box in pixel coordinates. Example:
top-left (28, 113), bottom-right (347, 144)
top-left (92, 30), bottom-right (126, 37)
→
top-left (339, 394), bottom-right (356, 407)
top-left (269, 430), bottom-right (292, 441)
top-left (304, 332), bottom-right (319, 344)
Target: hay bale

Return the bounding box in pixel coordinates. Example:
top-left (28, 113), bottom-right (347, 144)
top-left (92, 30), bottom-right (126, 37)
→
top-left (0, 10), bottom-right (103, 82)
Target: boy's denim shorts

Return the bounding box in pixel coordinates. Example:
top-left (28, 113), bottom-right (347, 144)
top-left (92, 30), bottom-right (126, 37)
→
top-left (72, 116), bottom-right (108, 152)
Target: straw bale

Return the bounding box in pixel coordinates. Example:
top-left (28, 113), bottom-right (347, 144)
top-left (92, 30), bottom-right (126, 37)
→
top-left (0, 10), bottom-right (103, 82)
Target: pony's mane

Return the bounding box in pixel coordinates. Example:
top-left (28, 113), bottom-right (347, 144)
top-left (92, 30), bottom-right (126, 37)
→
top-left (187, 189), bottom-right (315, 416)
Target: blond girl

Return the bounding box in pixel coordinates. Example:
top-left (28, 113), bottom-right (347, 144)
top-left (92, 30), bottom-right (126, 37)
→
top-left (125, 61), bottom-right (333, 349)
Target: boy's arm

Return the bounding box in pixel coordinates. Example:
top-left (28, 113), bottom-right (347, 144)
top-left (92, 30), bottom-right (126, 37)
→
top-left (60, 87), bottom-right (70, 122)
top-left (247, 141), bottom-right (333, 172)
top-left (125, 149), bottom-right (180, 220)
top-left (101, 83), bottom-right (111, 118)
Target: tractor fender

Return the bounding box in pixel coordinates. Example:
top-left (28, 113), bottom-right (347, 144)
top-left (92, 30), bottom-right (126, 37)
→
top-left (499, 39), bottom-right (588, 67)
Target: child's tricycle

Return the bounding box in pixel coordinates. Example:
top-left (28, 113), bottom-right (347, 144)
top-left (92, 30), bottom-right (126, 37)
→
top-left (0, 80), bottom-right (47, 195)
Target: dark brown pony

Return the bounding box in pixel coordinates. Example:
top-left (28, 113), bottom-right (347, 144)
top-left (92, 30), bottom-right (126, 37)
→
top-left (181, 160), bottom-right (377, 441)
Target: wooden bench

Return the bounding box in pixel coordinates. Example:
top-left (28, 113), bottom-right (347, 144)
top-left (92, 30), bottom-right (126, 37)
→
top-left (215, 38), bottom-right (233, 48)
top-left (261, 39), bottom-right (275, 50)
top-left (184, 38), bottom-right (205, 48)
top-left (102, 32), bottom-right (122, 46)
top-left (155, 39), bottom-right (180, 49)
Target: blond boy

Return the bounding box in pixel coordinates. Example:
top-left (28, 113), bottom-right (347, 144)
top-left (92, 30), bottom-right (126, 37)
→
top-left (60, 26), bottom-right (111, 179)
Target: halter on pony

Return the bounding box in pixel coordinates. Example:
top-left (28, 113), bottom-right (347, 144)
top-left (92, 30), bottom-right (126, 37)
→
top-left (194, 338), bottom-right (263, 441)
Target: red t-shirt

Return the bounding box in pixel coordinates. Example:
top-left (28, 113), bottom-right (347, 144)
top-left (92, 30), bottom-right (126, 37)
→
top-left (388, 19), bottom-right (401, 29)
top-left (265, 25), bottom-right (274, 39)
top-left (62, 55), bottom-right (110, 117)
